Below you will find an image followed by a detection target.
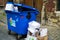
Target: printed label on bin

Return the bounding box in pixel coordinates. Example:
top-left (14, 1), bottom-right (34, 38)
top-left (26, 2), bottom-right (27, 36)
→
top-left (10, 18), bottom-right (16, 27)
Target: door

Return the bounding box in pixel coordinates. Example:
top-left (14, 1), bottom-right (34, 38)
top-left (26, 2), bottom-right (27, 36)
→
top-left (24, 0), bottom-right (33, 7)
top-left (35, 0), bottom-right (43, 22)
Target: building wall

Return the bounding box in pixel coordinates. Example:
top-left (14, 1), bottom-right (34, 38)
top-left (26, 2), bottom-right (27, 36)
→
top-left (1, 0), bottom-right (55, 12)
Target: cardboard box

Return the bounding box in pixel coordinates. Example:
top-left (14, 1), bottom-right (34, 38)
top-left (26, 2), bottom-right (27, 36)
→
top-left (37, 35), bottom-right (48, 40)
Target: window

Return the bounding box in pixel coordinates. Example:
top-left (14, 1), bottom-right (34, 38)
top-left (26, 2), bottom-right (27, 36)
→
top-left (55, 0), bottom-right (60, 16)
top-left (56, 0), bottom-right (60, 11)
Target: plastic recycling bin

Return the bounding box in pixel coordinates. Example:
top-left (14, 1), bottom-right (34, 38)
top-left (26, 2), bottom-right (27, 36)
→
top-left (5, 3), bottom-right (39, 35)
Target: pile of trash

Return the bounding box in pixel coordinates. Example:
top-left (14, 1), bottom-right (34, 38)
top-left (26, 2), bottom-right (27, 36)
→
top-left (25, 21), bottom-right (48, 40)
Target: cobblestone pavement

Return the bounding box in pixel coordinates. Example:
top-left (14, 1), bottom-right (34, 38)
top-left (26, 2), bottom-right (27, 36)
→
top-left (41, 22), bottom-right (60, 40)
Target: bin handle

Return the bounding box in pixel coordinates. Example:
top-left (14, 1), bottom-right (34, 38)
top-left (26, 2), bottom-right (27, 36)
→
top-left (26, 12), bottom-right (31, 20)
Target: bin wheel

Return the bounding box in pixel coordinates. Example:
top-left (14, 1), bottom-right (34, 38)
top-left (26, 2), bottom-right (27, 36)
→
top-left (19, 34), bottom-right (27, 40)
top-left (8, 30), bottom-right (11, 35)
top-left (16, 34), bottom-right (19, 40)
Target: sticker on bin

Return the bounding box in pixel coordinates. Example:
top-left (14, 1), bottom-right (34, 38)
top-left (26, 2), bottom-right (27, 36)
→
top-left (10, 18), bottom-right (16, 27)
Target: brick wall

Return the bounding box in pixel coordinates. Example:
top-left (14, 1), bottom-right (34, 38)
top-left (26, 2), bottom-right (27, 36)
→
top-left (45, 0), bottom-right (55, 12)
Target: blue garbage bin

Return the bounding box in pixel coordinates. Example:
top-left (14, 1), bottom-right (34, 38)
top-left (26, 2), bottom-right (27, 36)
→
top-left (5, 3), bottom-right (39, 35)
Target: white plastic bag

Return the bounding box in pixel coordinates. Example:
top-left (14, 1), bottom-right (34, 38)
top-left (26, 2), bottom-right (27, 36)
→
top-left (14, 6), bottom-right (18, 12)
top-left (5, 3), bottom-right (14, 11)
top-left (28, 21), bottom-right (40, 34)
top-left (29, 21), bottom-right (40, 28)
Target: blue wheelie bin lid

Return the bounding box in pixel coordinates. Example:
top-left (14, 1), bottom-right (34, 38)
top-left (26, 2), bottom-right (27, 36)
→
top-left (5, 2), bottom-right (39, 15)
top-left (14, 3), bottom-right (39, 14)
